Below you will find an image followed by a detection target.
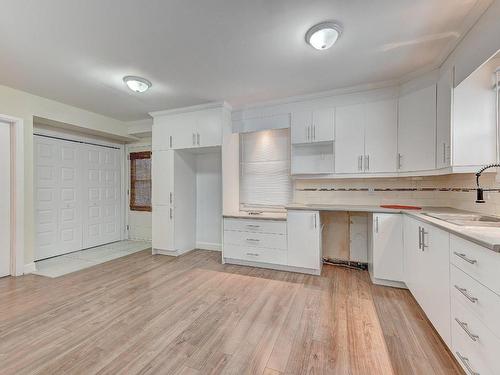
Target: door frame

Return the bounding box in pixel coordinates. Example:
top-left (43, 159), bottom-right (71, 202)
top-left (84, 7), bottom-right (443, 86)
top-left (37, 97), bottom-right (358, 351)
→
top-left (0, 114), bottom-right (24, 276)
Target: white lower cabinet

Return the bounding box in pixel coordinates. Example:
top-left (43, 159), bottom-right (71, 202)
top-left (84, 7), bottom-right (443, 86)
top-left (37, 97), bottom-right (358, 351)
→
top-left (403, 216), bottom-right (451, 346)
top-left (368, 213), bottom-right (404, 285)
top-left (287, 210), bottom-right (321, 273)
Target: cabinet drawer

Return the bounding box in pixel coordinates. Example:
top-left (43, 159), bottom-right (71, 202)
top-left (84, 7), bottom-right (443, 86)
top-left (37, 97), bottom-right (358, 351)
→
top-left (452, 297), bottom-right (500, 375)
top-left (450, 235), bottom-right (500, 296)
top-left (223, 230), bottom-right (286, 250)
top-left (224, 218), bottom-right (287, 235)
top-left (223, 245), bottom-right (287, 265)
top-left (451, 265), bottom-right (500, 339)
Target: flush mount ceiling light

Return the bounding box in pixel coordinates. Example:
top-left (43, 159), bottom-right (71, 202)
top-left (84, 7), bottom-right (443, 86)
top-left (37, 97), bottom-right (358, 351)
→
top-left (305, 22), bottom-right (342, 50)
top-left (123, 76), bottom-right (152, 93)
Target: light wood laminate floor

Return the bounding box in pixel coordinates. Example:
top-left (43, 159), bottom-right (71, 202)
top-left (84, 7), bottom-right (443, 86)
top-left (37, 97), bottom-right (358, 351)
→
top-left (0, 250), bottom-right (462, 375)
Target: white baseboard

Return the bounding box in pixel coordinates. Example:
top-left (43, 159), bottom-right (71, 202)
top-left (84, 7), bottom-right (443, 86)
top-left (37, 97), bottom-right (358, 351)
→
top-left (24, 262), bottom-right (37, 274)
top-left (153, 248), bottom-right (196, 257)
top-left (223, 257), bottom-right (321, 276)
top-left (196, 242), bottom-right (221, 251)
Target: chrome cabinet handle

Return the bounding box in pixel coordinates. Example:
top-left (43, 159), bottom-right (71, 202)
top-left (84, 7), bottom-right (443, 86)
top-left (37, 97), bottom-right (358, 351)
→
top-left (312, 124), bottom-right (316, 141)
top-left (443, 142), bottom-right (446, 164)
top-left (455, 318), bottom-right (479, 342)
top-left (197, 133), bottom-right (200, 146)
top-left (246, 238), bottom-right (260, 242)
top-left (246, 252), bottom-right (259, 256)
top-left (455, 352), bottom-right (479, 375)
top-left (418, 226), bottom-right (422, 249)
top-left (169, 136), bottom-right (173, 148)
top-left (397, 153), bottom-right (402, 169)
top-left (246, 224), bottom-right (260, 228)
top-left (421, 229), bottom-right (428, 249)
top-left (169, 192), bottom-right (173, 204)
top-left (453, 252), bottom-right (477, 264)
top-left (307, 126), bottom-right (310, 141)
top-left (365, 155), bottom-right (370, 171)
top-left (314, 214), bottom-right (317, 228)
top-left (169, 208), bottom-right (173, 219)
top-left (192, 133), bottom-right (196, 146)
top-left (454, 285), bottom-right (478, 303)
top-left (358, 155), bottom-right (363, 171)
top-left (375, 216), bottom-right (379, 233)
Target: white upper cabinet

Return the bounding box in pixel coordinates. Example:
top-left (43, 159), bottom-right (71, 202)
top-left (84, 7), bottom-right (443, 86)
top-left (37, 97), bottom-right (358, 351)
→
top-left (436, 68), bottom-right (453, 169)
top-left (152, 150), bottom-right (173, 206)
top-left (335, 99), bottom-right (398, 174)
top-left (151, 104), bottom-right (227, 151)
top-left (291, 109), bottom-right (334, 144)
top-left (335, 103), bottom-right (365, 173)
top-left (364, 99), bottom-right (398, 173)
top-left (398, 85), bottom-right (437, 172)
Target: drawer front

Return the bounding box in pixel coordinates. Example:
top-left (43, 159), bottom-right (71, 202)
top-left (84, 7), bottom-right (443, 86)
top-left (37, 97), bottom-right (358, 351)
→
top-left (452, 297), bottom-right (500, 375)
top-left (224, 230), bottom-right (287, 250)
top-left (224, 218), bottom-right (287, 235)
top-left (451, 265), bottom-right (500, 339)
top-left (450, 235), bottom-right (500, 296)
top-left (223, 244), bottom-right (287, 265)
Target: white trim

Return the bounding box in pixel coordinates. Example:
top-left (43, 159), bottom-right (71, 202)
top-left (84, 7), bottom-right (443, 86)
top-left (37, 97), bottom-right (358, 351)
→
top-left (223, 257), bottom-right (321, 276)
top-left (196, 242), bottom-right (222, 252)
top-left (149, 101), bottom-right (232, 117)
top-left (23, 262), bottom-right (36, 274)
top-left (368, 274), bottom-right (407, 289)
top-left (152, 248), bottom-right (195, 257)
top-left (1, 114), bottom-right (24, 276)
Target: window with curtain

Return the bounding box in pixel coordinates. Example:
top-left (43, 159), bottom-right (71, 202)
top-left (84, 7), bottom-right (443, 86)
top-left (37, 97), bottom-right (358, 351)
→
top-left (240, 128), bottom-right (292, 209)
top-left (130, 151), bottom-right (152, 212)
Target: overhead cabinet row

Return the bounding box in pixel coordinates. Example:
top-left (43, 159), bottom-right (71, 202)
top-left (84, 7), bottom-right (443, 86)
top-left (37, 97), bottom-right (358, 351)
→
top-left (152, 107), bottom-right (226, 150)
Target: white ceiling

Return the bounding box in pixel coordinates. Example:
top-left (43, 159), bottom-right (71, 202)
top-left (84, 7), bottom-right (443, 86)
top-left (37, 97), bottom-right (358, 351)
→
top-left (0, 0), bottom-right (491, 121)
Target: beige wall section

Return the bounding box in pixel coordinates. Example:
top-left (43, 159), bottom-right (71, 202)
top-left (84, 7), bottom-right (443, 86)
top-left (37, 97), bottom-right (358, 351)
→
top-left (0, 84), bottom-right (129, 266)
top-left (127, 140), bottom-right (152, 241)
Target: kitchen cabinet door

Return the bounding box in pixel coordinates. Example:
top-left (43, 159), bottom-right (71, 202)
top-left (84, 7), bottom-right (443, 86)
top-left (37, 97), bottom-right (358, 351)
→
top-left (398, 85), bottom-right (437, 172)
top-left (291, 111), bottom-right (313, 144)
top-left (196, 107), bottom-right (222, 147)
top-left (404, 216), bottom-right (423, 297)
top-left (335, 103), bottom-right (365, 174)
top-left (372, 213), bottom-right (403, 282)
top-left (312, 108), bottom-right (334, 143)
top-left (152, 205), bottom-right (174, 251)
top-left (170, 112), bottom-right (197, 150)
top-left (152, 117), bottom-right (172, 151)
top-left (152, 150), bottom-right (174, 206)
top-left (364, 99), bottom-right (398, 173)
top-left (287, 210), bottom-right (321, 271)
top-left (419, 223), bottom-right (451, 346)
top-left (436, 67), bottom-right (453, 169)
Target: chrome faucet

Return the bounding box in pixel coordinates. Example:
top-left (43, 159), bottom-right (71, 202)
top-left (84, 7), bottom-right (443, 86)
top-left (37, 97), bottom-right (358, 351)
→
top-left (475, 164), bottom-right (500, 203)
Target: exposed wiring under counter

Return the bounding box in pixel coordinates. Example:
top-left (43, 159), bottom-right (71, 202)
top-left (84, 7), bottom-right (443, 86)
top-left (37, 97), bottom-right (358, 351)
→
top-left (322, 257), bottom-right (367, 271)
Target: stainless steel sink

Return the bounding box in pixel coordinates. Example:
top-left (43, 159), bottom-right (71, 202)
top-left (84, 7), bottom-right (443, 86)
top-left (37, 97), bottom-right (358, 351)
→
top-left (422, 212), bottom-right (500, 227)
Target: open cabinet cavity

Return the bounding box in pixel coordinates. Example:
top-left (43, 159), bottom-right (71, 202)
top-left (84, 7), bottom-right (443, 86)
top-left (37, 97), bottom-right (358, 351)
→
top-left (152, 147), bottom-right (222, 255)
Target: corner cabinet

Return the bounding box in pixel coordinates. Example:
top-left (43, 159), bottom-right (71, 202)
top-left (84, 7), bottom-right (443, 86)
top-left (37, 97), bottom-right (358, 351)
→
top-left (398, 85), bottom-right (437, 172)
top-left (287, 210), bottom-right (322, 273)
top-left (404, 216), bottom-right (451, 346)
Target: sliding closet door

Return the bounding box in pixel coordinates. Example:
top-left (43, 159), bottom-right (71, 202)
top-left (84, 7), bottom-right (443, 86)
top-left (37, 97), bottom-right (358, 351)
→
top-left (0, 122), bottom-right (11, 277)
top-left (34, 136), bottom-right (83, 260)
top-left (82, 145), bottom-right (122, 248)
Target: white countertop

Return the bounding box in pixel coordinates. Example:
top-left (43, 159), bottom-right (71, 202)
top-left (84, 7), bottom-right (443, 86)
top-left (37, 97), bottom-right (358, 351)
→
top-left (223, 211), bottom-right (287, 221)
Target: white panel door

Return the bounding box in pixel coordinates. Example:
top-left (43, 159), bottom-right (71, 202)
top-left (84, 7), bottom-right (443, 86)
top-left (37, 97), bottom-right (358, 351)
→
top-left (291, 111), bottom-right (312, 144)
top-left (372, 213), bottom-right (403, 282)
top-left (398, 85), bottom-right (437, 172)
top-left (312, 108), bottom-right (334, 143)
top-left (335, 103), bottom-right (365, 173)
top-left (82, 145), bottom-right (121, 248)
top-left (0, 122), bottom-right (10, 277)
top-left (287, 210), bottom-right (321, 270)
top-left (436, 68), bottom-right (453, 168)
top-left (196, 108), bottom-right (222, 147)
top-left (34, 136), bottom-right (83, 260)
top-left (364, 99), bottom-right (398, 173)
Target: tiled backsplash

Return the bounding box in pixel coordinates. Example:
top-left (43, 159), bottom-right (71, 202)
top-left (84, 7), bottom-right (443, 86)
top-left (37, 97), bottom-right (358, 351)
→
top-left (294, 173), bottom-right (500, 215)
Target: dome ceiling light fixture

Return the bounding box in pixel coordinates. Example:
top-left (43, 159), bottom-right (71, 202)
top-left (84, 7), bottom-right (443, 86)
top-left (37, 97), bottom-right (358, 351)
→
top-left (305, 22), bottom-right (342, 50)
top-left (123, 75), bottom-right (152, 93)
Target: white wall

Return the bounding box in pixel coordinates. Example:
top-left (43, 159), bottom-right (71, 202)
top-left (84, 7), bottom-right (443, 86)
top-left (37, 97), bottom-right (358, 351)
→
top-left (127, 140), bottom-right (152, 241)
top-left (0, 84), bottom-right (129, 265)
top-left (196, 151), bottom-right (222, 250)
